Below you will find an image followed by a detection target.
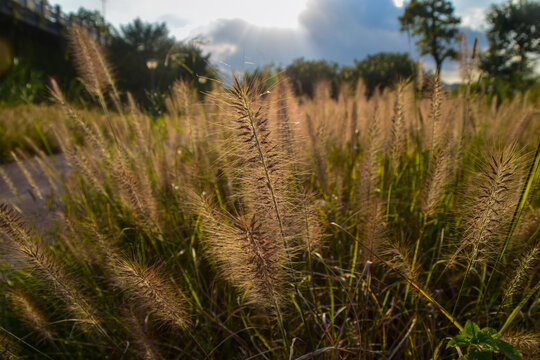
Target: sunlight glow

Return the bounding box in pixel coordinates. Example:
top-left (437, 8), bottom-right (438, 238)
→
top-left (392, 0), bottom-right (405, 7)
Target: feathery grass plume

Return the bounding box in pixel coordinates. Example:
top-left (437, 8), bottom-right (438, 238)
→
top-left (422, 147), bottom-right (451, 218)
top-left (272, 75), bottom-right (298, 161)
top-left (381, 241), bottom-right (421, 288)
top-left (429, 76), bottom-right (442, 151)
top-left (112, 258), bottom-right (190, 330)
top-left (57, 214), bottom-right (102, 266)
top-left (502, 245), bottom-right (539, 304)
top-left (508, 209), bottom-right (540, 254)
top-left (10, 152), bottom-right (42, 201)
top-left (112, 150), bottom-right (157, 230)
top-left (390, 84), bottom-right (406, 165)
top-left (361, 200), bottom-right (386, 262)
top-left (417, 59), bottom-right (424, 92)
top-left (458, 32), bottom-right (475, 83)
top-left (458, 148), bottom-right (521, 265)
top-left (197, 195), bottom-right (287, 312)
top-left (352, 80), bottom-right (370, 137)
top-left (510, 111), bottom-right (540, 144)
top-left (85, 31), bottom-right (122, 109)
top-left (226, 74), bottom-right (298, 256)
top-left (49, 79), bottom-right (111, 162)
top-left (50, 116), bottom-right (108, 197)
top-left (67, 146), bottom-right (109, 197)
top-left (447, 146), bottom-right (522, 310)
top-left (68, 27), bottom-right (110, 113)
top-left (127, 99), bottom-right (153, 160)
top-left (0, 167), bottom-right (21, 203)
top-left (122, 307), bottom-right (162, 360)
top-left (23, 138), bottom-right (60, 194)
top-left (297, 196), bottom-right (323, 252)
top-left (349, 100), bottom-right (359, 149)
top-left (0, 203), bottom-right (104, 335)
top-left (305, 113), bottom-right (329, 193)
top-left (236, 213), bottom-right (287, 310)
top-left (171, 81), bottom-right (199, 152)
top-left (357, 112), bottom-right (382, 206)
top-left (8, 290), bottom-right (53, 342)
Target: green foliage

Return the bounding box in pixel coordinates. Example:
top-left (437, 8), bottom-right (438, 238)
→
top-left (107, 18), bottom-right (216, 110)
top-left (0, 59), bottom-right (46, 104)
top-left (241, 64), bottom-right (279, 92)
top-left (350, 52), bottom-right (416, 97)
top-left (447, 321), bottom-right (522, 360)
top-left (284, 57), bottom-right (339, 98)
top-left (479, 0), bottom-right (540, 96)
top-left (398, 0), bottom-right (460, 74)
top-left (1, 75), bottom-right (538, 359)
top-left (68, 7), bottom-right (113, 36)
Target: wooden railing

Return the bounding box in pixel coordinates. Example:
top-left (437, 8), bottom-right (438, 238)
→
top-left (2, 0), bottom-right (109, 44)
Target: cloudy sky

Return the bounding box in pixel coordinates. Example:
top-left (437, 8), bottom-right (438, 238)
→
top-left (54, 0), bottom-right (510, 82)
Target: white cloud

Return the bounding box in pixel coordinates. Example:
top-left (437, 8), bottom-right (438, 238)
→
top-left (52, 0), bottom-right (506, 83)
top-left (56, 0), bottom-right (309, 29)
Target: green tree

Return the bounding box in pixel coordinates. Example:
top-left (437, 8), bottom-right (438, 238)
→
top-left (284, 58), bottom-right (339, 98)
top-left (479, 0), bottom-right (540, 87)
top-left (107, 18), bottom-right (215, 109)
top-left (398, 0), bottom-right (460, 75)
top-left (351, 52), bottom-right (416, 97)
top-left (69, 7), bottom-right (112, 35)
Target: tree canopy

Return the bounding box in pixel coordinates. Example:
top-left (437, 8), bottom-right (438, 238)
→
top-left (69, 7), bottom-right (112, 36)
top-left (351, 52), bottom-right (416, 97)
top-left (107, 18), bottom-right (216, 109)
top-left (398, 0), bottom-right (460, 75)
top-left (479, 0), bottom-right (540, 88)
top-left (284, 58), bottom-right (339, 98)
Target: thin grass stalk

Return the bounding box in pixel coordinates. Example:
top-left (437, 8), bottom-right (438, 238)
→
top-left (0, 325), bottom-right (53, 360)
top-left (499, 281), bottom-right (540, 335)
top-left (331, 222), bottom-right (463, 332)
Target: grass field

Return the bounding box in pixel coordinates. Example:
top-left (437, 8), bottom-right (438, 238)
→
top-left (0, 30), bottom-right (539, 359)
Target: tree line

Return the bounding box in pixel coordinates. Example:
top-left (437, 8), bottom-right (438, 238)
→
top-left (1, 0), bottom-right (538, 107)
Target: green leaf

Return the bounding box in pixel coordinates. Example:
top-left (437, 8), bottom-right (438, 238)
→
top-left (477, 331), bottom-right (496, 348)
top-left (464, 320), bottom-right (481, 338)
top-left (448, 334), bottom-right (471, 348)
top-left (482, 327), bottom-right (498, 337)
top-left (495, 340), bottom-right (522, 360)
top-left (469, 349), bottom-right (493, 360)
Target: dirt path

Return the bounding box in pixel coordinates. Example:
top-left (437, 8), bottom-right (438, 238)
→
top-left (0, 154), bottom-right (70, 231)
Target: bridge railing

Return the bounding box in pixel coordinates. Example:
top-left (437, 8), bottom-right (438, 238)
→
top-left (9, 0), bottom-right (109, 44)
